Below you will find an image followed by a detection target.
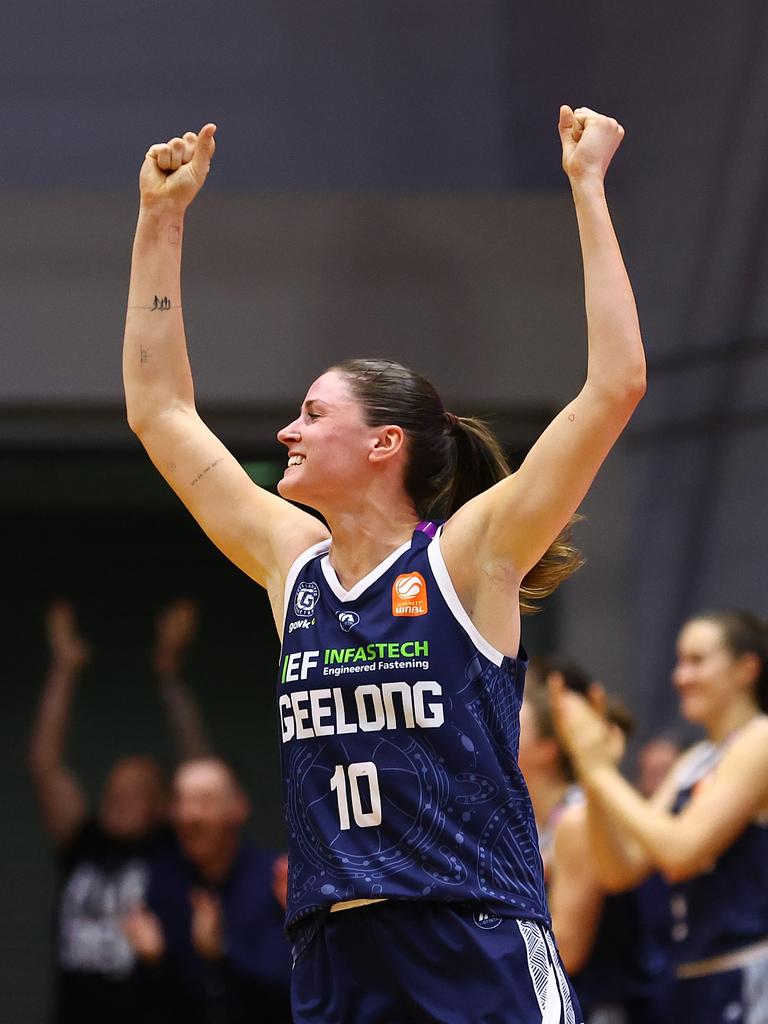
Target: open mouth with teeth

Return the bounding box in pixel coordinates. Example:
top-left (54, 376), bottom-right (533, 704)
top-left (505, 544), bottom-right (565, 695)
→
top-left (287, 455), bottom-right (306, 467)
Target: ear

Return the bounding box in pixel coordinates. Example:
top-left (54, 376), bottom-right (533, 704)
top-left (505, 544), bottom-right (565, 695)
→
top-left (369, 425), bottom-right (406, 464)
top-left (737, 652), bottom-right (761, 693)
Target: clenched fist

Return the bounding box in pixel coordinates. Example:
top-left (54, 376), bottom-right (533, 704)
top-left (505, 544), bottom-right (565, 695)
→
top-left (139, 123), bottom-right (217, 210)
top-left (559, 106), bottom-right (624, 183)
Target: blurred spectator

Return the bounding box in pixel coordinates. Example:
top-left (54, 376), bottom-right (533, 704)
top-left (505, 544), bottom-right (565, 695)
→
top-left (28, 599), bottom-right (208, 1024)
top-left (124, 757), bottom-right (292, 1023)
top-left (521, 656), bottom-right (671, 1023)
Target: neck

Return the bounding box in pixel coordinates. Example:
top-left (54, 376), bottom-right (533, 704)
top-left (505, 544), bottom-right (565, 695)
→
top-left (706, 698), bottom-right (762, 744)
top-left (526, 770), bottom-right (572, 831)
top-left (323, 498), bottom-right (421, 591)
top-left (195, 835), bottom-right (240, 884)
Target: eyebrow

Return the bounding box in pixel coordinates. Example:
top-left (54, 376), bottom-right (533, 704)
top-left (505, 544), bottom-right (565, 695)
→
top-left (302, 399), bottom-right (328, 412)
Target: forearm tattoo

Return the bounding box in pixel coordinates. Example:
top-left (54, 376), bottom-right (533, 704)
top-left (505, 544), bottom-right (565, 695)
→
top-left (190, 458), bottom-right (224, 486)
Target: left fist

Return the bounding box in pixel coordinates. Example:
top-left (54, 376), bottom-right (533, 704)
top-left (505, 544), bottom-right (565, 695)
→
top-left (558, 106), bottom-right (625, 182)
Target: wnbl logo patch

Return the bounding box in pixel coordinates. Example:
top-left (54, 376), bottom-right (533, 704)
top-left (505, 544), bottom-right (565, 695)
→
top-left (392, 573), bottom-right (428, 617)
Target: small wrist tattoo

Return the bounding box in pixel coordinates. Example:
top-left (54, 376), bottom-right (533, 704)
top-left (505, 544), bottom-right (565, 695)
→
top-left (129, 295), bottom-right (179, 311)
top-left (140, 347), bottom-right (150, 365)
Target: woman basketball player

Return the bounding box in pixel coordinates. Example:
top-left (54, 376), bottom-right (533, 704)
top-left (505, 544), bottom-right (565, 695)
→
top-left (552, 611), bottom-right (768, 1024)
top-left (124, 105), bottom-right (644, 1022)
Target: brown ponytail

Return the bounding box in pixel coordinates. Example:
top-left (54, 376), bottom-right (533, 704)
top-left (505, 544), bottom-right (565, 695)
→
top-left (332, 358), bottom-right (584, 613)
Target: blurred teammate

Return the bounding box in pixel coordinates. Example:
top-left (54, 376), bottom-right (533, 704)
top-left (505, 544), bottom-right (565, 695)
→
top-left (124, 758), bottom-right (292, 1022)
top-left (552, 610), bottom-right (768, 1023)
top-left (29, 599), bottom-right (207, 1024)
top-left (521, 660), bottom-right (671, 1023)
top-left (124, 104), bottom-right (645, 1021)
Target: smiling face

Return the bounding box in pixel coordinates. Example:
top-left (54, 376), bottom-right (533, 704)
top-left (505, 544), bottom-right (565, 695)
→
top-left (276, 370), bottom-right (401, 512)
top-left (171, 760), bottom-right (248, 869)
top-left (672, 618), bottom-right (754, 729)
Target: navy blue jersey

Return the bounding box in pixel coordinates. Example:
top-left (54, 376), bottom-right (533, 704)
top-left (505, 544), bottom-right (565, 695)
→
top-left (277, 523), bottom-right (548, 930)
top-left (669, 735), bottom-right (768, 963)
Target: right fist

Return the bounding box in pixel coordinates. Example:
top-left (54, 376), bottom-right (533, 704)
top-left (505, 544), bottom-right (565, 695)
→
top-left (139, 123), bottom-right (217, 210)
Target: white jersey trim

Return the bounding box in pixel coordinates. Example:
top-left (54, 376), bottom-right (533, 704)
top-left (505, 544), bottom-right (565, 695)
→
top-left (427, 528), bottom-right (505, 667)
top-left (320, 538), bottom-right (413, 603)
top-left (283, 539), bottom-right (332, 628)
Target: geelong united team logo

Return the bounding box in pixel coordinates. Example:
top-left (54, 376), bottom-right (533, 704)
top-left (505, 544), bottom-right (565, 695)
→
top-left (392, 572), bottom-right (428, 616)
top-left (294, 581), bottom-right (319, 617)
top-left (337, 611), bottom-right (360, 632)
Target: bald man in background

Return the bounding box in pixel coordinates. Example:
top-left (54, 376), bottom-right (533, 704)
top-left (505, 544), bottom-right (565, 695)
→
top-left (125, 757), bottom-right (292, 1023)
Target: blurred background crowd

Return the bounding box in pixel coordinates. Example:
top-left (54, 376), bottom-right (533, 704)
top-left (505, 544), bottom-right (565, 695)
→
top-left (4, 1), bottom-right (768, 1021)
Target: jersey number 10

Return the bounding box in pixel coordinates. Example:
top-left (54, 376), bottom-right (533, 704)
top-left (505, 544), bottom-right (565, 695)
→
top-left (330, 762), bottom-right (382, 830)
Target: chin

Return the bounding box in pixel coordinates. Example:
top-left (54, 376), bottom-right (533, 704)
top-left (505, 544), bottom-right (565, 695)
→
top-left (277, 474), bottom-right (324, 512)
top-left (277, 471), bottom-right (305, 500)
top-left (679, 696), bottom-right (707, 727)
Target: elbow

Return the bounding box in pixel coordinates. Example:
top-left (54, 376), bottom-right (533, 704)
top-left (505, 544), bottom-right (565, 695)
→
top-left (626, 369), bottom-right (647, 405)
top-left (659, 858), bottom-right (702, 885)
top-left (559, 942), bottom-right (590, 977)
top-left (126, 408), bottom-right (144, 437)
top-left (600, 872), bottom-right (640, 895)
top-left (657, 846), bottom-right (706, 884)
top-left (27, 747), bottom-right (51, 782)
top-left (126, 406), bottom-right (153, 439)
top-left (586, 367), bottom-right (646, 411)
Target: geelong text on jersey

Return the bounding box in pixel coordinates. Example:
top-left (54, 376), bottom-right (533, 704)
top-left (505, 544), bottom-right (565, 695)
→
top-left (278, 681), bottom-right (444, 742)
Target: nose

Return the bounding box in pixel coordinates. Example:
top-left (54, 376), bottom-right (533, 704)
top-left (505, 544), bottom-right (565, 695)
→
top-left (672, 660), bottom-right (689, 688)
top-left (277, 418), bottom-right (301, 446)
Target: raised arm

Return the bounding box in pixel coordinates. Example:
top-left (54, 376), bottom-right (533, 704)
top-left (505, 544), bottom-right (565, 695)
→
top-left (442, 107), bottom-right (645, 647)
top-left (153, 599), bottom-right (212, 762)
top-left (123, 126), bottom-right (327, 618)
top-left (28, 602), bottom-right (90, 846)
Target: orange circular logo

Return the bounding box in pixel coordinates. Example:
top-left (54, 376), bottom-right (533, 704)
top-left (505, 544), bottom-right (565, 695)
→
top-left (395, 574), bottom-right (423, 599)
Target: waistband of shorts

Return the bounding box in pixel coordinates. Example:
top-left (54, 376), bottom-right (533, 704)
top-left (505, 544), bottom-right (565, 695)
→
top-left (330, 897), bottom-right (389, 914)
top-left (676, 937), bottom-right (768, 979)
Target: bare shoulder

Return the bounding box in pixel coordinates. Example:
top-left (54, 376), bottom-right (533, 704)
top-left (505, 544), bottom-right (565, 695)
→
top-left (266, 513), bottom-right (330, 633)
top-left (724, 715), bottom-right (768, 767)
top-left (437, 500), bottom-right (523, 657)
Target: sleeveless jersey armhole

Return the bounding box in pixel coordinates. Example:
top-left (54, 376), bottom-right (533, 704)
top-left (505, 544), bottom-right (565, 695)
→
top-left (282, 539), bottom-right (332, 632)
top-left (427, 528), bottom-right (508, 668)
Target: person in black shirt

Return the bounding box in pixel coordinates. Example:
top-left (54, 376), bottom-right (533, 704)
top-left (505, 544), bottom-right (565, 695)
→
top-left (29, 599), bottom-right (209, 1024)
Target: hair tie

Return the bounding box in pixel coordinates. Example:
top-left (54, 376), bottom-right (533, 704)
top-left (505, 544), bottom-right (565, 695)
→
top-left (443, 411), bottom-right (461, 431)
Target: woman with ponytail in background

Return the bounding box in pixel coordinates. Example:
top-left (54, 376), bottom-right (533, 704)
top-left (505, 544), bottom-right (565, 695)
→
top-left (124, 105), bottom-right (645, 1023)
top-left (552, 611), bottom-right (768, 1024)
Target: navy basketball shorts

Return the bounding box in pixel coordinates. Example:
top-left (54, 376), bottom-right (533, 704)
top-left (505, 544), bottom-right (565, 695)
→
top-left (291, 901), bottom-right (583, 1023)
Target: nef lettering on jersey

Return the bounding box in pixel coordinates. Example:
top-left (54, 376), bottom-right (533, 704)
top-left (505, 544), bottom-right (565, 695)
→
top-left (392, 572), bottom-right (428, 616)
top-left (278, 680), bottom-right (444, 741)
